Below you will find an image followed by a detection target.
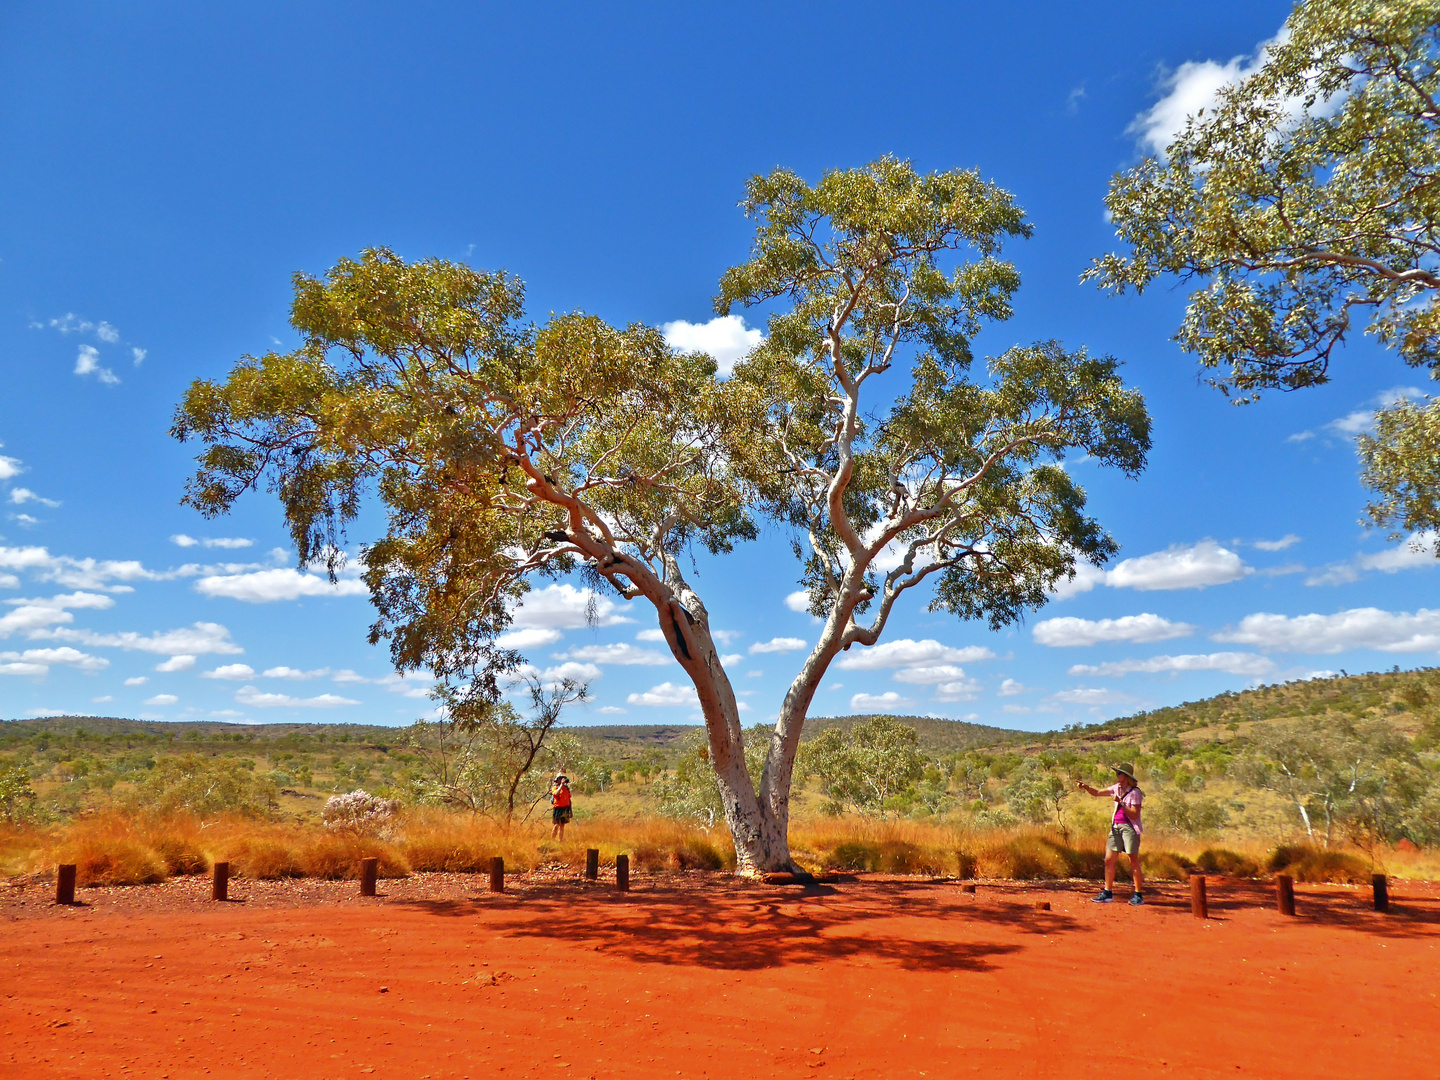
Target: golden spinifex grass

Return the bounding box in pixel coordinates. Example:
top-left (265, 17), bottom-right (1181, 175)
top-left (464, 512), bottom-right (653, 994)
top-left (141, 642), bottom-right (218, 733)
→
top-left (2, 810), bottom-right (1434, 887)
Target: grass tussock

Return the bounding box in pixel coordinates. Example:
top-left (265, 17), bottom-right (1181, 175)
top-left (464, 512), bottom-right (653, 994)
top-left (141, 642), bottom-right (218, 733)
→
top-left (1268, 845), bottom-right (1373, 884)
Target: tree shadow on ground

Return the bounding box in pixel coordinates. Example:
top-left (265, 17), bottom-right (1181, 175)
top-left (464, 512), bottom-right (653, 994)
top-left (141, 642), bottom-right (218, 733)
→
top-left (393, 877), bottom-right (1089, 972)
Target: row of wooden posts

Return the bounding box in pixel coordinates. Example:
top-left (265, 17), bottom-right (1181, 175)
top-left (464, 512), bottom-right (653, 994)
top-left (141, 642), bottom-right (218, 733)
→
top-left (51, 859), bottom-right (1392, 913)
top-left (51, 849), bottom-right (632, 905)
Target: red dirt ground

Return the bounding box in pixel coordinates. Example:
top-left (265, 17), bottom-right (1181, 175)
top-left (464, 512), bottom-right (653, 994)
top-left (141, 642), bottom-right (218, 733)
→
top-left (2, 871), bottom-right (1438, 1079)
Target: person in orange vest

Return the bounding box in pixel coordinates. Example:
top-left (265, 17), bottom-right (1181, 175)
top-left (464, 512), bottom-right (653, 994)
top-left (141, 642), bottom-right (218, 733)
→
top-left (550, 772), bottom-right (573, 840)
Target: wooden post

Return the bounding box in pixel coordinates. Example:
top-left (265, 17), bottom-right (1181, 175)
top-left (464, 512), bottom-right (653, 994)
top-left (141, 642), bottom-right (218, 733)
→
top-left (55, 864), bottom-right (76, 906)
top-left (585, 848), bottom-right (599, 880)
top-left (359, 857), bottom-right (378, 898)
top-left (212, 861), bottom-right (230, 902)
top-left (615, 853), bottom-right (629, 893)
top-left (489, 856), bottom-right (505, 893)
top-left (1189, 874), bottom-right (1208, 920)
top-left (1373, 873), bottom-right (1389, 913)
top-left (1275, 873), bottom-right (1295, 916)
top-left (1035, 901), bottom-right (1051, 911)
top-left (961, 883), bottom-right (977, 894)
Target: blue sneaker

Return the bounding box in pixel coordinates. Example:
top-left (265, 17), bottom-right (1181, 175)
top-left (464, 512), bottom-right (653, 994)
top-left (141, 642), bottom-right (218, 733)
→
top-left (1092, 889), bottom-right (1114, 903)
top-left (1129, 893), bottom-right (1145, 906)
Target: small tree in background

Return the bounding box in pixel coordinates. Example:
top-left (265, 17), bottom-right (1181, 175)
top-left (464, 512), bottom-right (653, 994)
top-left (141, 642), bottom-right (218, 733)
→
top-left (0, 765), bottom-right (37, 824)
top-left (802, 717), bottom-right (925, 817)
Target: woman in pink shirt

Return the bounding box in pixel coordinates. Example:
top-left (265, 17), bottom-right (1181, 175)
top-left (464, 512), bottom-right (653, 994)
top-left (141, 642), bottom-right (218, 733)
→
top-left (1077, 763), bottom-right (1145, 905)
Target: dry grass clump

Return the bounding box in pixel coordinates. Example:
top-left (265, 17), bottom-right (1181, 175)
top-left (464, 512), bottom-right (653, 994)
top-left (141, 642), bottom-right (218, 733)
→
top-left (1193, 848), bottom-right (1261, 877)
top-left (1268, 845), bottom-right (1373, 884)
top-left (297, 834), bottom-right (408, 880)
top-left (50, 817), bottom-right (168, 886)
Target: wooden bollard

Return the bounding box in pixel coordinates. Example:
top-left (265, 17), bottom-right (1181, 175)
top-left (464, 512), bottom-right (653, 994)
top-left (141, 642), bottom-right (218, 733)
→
top-left (359, 857), bottom-right (378, 898)
top-left (489, 856), bottom-right (504, 893)
top-left (1035, 900), bottom-right (1051, 911)
top-left (212, 861), bottom-right (230, 902)
top-left (55, 864), bottom-right (76, 906)
top-left (585, 848), bottom-right (599, 880)
top-left (615, 853), bottom-right (629, 892)
top-left (1190, 874), bottom-right (1208, 920)
top-left (1276, 873), bottom-right (1295, 916)
top-left (961, 883), bottom-right (977, 894)
top-left (1373, 873), bottom-right (1389, 913)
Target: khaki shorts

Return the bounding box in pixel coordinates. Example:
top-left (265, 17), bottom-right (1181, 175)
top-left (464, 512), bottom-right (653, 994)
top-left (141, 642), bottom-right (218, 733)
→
top-left (1107, 823), bottom-right (1140, 856)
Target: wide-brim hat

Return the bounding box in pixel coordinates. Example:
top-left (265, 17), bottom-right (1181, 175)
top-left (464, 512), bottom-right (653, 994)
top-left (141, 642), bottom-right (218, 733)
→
top-left (1112, 763), bottom-right (1136, 780)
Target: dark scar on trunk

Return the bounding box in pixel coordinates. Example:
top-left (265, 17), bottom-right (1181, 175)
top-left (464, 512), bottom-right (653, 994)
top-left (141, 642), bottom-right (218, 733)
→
top-left (670, 610), bottom-right (691, 660)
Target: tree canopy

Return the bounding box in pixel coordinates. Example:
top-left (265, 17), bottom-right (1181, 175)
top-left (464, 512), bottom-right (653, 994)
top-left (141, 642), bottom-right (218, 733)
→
top-left (1088, 0), bottom-right (1440, 537)
top-left (173, 156), bottom-right (1150, 874)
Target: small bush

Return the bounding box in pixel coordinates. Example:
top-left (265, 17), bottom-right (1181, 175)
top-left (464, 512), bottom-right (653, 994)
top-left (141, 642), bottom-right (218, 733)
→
top-left (148, 834), bottom-right (210, 876)
top-left (671, 837), bottom-right (726, 871)
top-left (299, 835), bottom-right (408, 880)
top-left (1279, 848), bottom-right (1372, 884)
top-left (955, 850), bottom-right (978, 879)
top-left (60, 837), bottom-right (166, 887)
top-left (224, 836), bottom-right (305, 880)
top-left (1194, 848), bottom-right (1259, 877)
top-left (322, 790), bottom-right (399, 836)
top-left (402, 833), bottom-right (494, 873)
top-left (823, 840), bottom-right (880, 871)
top-left (1140, 851), bottom-right (1194, 881)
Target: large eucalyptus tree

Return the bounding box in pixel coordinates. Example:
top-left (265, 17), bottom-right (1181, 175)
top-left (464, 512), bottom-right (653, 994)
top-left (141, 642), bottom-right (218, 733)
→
top-left (174, 157), bottom-right (1150, 873)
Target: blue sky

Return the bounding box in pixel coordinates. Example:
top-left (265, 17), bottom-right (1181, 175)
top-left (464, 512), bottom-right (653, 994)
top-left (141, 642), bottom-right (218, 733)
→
top-left (2, 2), bottom-right (1437, 730)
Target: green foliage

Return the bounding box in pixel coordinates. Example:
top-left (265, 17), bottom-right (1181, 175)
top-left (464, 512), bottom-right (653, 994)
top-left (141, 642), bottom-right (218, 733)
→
top-left (1148, 792), bottom-right (1231, 838)
top-left (1090, 0), bottom-right (1440, 535)
top-left (0, 765), bottom-right (37, 823)
top-left (1002, 759), bottom-right (1065, 825)
top-left (128, 755), bottom-right (279, 818)
top-left (801, 716), bottom-right (924, 817)
top-left (650, 726), bottom-right (768, 828)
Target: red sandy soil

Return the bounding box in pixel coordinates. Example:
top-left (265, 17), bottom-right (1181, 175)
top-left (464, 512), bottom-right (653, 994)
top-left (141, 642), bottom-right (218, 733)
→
top-left (2, 871), bottom-right (1438, 1080)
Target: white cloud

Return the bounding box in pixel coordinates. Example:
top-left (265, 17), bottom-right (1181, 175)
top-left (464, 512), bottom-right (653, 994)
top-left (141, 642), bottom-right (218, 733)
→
top-left (235, 685), bottom-right (360, 708)
top-left (784, 590), bottom-right (812, 613)
top-left (172, 534), bottom-right (253, 549)
top-left (626, 681), bottom-right (699, 707)
top-left (95, 322), bottom-right (119, 343)
top-left (0, 590), bottom-right (115, 637)
top-left (596, 705), bottom-right (627, 715)
top-left (509, 583), bottom-right (633, 630)
top-left (10, 514), bottom-right (39, 527)
top-left (720, 653), bottom-right (742, 666)
top-left (0, 544), bottom-right (162, 591)
top-left (0, 645), bottom-right (108, 676)
top-left (329, 670), bottom-right (432, 699)
top-left (1049, 562), bottom-right (1107, 600)
top-left (195, 567), bottom-right (366, 603)
top-left (635, 628), bottom-right (666, 642)
top-left (1067, 652), bottom-right (1276, 678)
top-left (933, 678), bottom-right (981, 703)
top-left (154, 654), bottom-right (196, 672)
top-left (849, 690), bottom-right (915, 712)
top-left (1105, 540), bottom-right (1249, 591)
top-left (1215, 608), bottom-right (1440, 654)
top-left (143, 694), bottom-right (179, 706)
top-left (837, 638), bottom-right (995, 670)
top-left (261, 665), bottom-right (330, 679)
top-left (1358, 533), bottom-right (1437, 573)
top-left (123, 676), bottom-right (148, 686)
top-left (1051, 686), bottom-right (1135, 706)
top-left (998, 678), bottom-right (1027, 696)
top-left (1033, 613), bottom-right (1196, 647)
top-left (9, 488), bottom-right (61, 508)
top-left (1253, 534), bottom-right (1302, 552)
top-left (1130, 26), bottom-right (1297, 158)
top-left (0, 456), bottom-right (22, 480)
top-left (495, 627), bottom-right (564, 649)
top-left (711, 629), bottom-right (742, 646)
top-left (892, 664), bottom-right (968, 685)
top-left (541, 661), bottom-right (602, 683)
top-left (749, 636), bottom-right (809, 655)
top-left (44, 621), bottom-right (243, 655)
top-left (0, 662), bottom-right (46, 676)
top-left (556, 643), bottom-right (672, 666)
top-left (74, 344), bottom-right (119, 385)
top-left (203, 663), bottom-right (255, 680)
top-left (132, 347), bottom-right (147, 365)
top-left (661, 314), bottom-right (763, 377)
top-left (92, 695), bottom-right (112, 703)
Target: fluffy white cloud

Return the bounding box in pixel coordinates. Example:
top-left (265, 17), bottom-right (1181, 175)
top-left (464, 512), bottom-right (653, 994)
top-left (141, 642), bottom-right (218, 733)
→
top-left (235, 686), bottom-right (360, 708)
top-left (132, 347), bottom-right (147, 365)
top-left (635, 628), bottom-right (666, 642)
top-left (1067, 652), bottom-right (1276, 678)
top-left (123, 676), bottom-right (148, 686)
top-left (556, 643), bottom-right (671, 666)
top-left (143, 694), bottom-right (179, 706)
top-left (0, 544), bottom-right (161, 591)
top-left (496, 627), bottom-right (563, 649)
top-left (1049, 562), bottom-right (1107, 600)
top-left (1359, 533), bottom-right (1437, 573)
top-left (998, 678), bottom-right (1027, 697)
top-left (837, 638), bottom-right (995, 670)
top-left (9, 488), bottom-right (61, 508)
top-left (1033, 614), bottom-right (1196, 647)
top-left (1051, 686), bottom-right (1135, 706)
top-left (661, 315), bottom-right (763, 377)
top-left (261, 666), bottom-right (330, 680)
top-left (1215, 608), bottom-right (1440, 654)
top-left (1105, 541), bottom-right (1249, 591)
top-left (74, 344), bottom-right (119, 385)
top-left (195, 567), bottom-right (367, 603)
top-left (154, 654), bottom-right (197, 672)
top-left (712, 629), bottom-right (742, 646)
top-left (0, 646), bottom-right (108, 674)
top-left (720, 653), bottom-right (742, 666)
top-left (892, 664), bottom-right (968, 685)
top-left (749, 636), bottom-right (809, 655)
top-left (171, 534), bottom-right (253, 549)
top-left (541, 661), bottom-right (602, 683)
top-left (0, 591), bottom-right (114, 637)
top-left (933, 677), bottom-right (981, 703)
top-left (849, 690), bottom-right (915, 712)
top-left (596, 705), bottom-right (627, 715)
top-left (46, 621), bottom-right (243, 655)
top-left (784, 590), bottom-right (811, 613)
top-left (203, 663), bottom-right (256, 680)
top-left (509, 583), bottom-right (633, 630)
top-left (1129, 26), bottom-right (1298, 158)
top-left (626, 681), bottom-right (698, 707)
top-left (1253, 534), bottom-right (1302, 552)
top-left (0, 455), bottom-right (24, 481)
